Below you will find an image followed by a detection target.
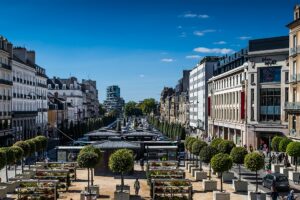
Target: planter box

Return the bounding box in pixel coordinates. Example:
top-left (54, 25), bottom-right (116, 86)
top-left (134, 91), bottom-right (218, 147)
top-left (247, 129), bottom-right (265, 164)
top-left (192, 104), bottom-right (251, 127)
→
top-left (185, 161), bottom-right (193, 170)
top-left (80, 191), bottom-right (97, 200)
top-left (223, 172), bottom-right (234, 182)
top-left (203, 180), bottom-right (217, 191)
top-left (192, 168), bottom-right (202, 177)
top-left (213, 191), bottom-right (230, 200)
top-left (232, 180), bottom-right (248, 192)
top-left (188, 164), bottom-right (196, 173)
top-left (248, 192), bottom-right (266, 200)
top-left (116, 185), bottom-right (130, 192)
top-left (288, 171), bottom-right (300, 182)
top-left (195, 171), bottom-right (207, 181)
top-left (271, 164), bottom-right (284, 173)
top-left (0, 186), bottom-right (7, 199)
top-left (280, 167), bottom-right (294, 177)
top-left (0, 181), bottom-right (19, 193)
top-left (114, 190), bottom-right (130, 200)
top-left (85, 185), bottom-right (100, 197)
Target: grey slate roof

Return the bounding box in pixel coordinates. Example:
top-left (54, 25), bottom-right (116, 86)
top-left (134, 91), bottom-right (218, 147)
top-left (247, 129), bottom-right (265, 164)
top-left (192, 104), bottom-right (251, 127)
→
top-left (93, 140), bottom-right (140, 149)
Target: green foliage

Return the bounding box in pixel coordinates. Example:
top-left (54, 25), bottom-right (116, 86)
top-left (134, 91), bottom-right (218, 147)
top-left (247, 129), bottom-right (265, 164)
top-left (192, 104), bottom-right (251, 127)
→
top-left (77, 151), bottom-right (99, 168)
top-left (230, 147), bottom-right (248, 165)
top-left (0, 147), bottom-right (15, 165)
top-left (0, 149), bottom-right (6, 170)
top-left (14, 141), bottom-right (31, 157)
top-left (244, 152), bottom-right (265, 172)
top-left (139, 98), bottom-right (157, 115)
top-left (31, 138), bottom-right (42, 152)
top-left (279, 138), bottom-right (292, 152)
top-left (199, 146), bottom-right (218, 163)
top-left (211, 138), bottom-right (224, 148)
top-left (184, 137), bottom-right (192, 149)
top-left (218, 140), bottom-right (236, 154)
top-left (98, 104), bottom-right (106, 116)
top-left (26, 139), bottom-right (36, 155)
top-left (286, 142), bottom-right (300, 157)
top-left (191, 140), bottom-right (207, 155)
top-left (271, 136), bottom-right (284, 152)
top-left (79, 145), bottom-right (102, 163)
top-left (125, 101), bottom-right (143, 116)
top-left (109, 149), bottom-right (134, 174)
top-left (187, 138), bottom-right (197, 152)
top-left (211, 153), bottom-right (233, 173)
top-left (10, 146), bottom-right (24, 163)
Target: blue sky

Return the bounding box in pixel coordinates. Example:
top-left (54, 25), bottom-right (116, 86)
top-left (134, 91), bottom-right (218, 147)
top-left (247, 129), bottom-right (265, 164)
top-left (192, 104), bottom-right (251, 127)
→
top-left (0, 0), bottom-right (296, 102)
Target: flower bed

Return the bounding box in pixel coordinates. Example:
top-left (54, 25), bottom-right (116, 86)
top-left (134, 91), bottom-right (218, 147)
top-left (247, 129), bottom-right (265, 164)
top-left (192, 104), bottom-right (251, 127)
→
top-left (36, 162), bottom-right (77, 180)
top-left (146, 169), bottom-right (185, 184)
top-left (147, 161), bottom-right (178, 171)
top-left (151, 179), bottom-right (192, 200)
top-left (16, 180), bottom-right (59, 200)
top-left (35, 169), bottom-right (71, 191)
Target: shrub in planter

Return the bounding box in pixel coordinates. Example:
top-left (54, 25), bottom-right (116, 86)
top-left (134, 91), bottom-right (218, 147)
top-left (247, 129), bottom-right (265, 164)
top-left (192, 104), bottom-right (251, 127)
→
top-left (109, 149), bottom-right (134, 192)
top-left (10, 146), bottom-right (23, 175)
top-left (211, 153), bottom-right (233, 192)
top-left (211, 138), bottom-right (223, 149)
top-left (286, 142), bottom-right (300, 171)
top-left (279, 138), bottom-right (292, 153)
top-left (192, 140), bottom-right (207, 168)
top-left (26, 139), bottom-right (36, 156)
top-left (230, 147), bottom-right (247, 180)
top-left (13, 141), bottom-right (30, 172)
top-left (0, 147), bottom-right (15, 182)
top-left (218, 140), bottom-right (235, 154)
top-left (199, 145), bottom-right (218, 180)
top-left (271, 136), bottom-right (284, 152)
top-left (77, 151), bottom-right (99, 193)
top-left (244, 152), bottom-right (264, 193)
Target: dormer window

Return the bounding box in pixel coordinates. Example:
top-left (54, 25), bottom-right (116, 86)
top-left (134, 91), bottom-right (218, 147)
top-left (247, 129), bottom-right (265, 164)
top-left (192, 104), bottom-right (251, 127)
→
top-left (55, 84), bottom-right (59, 90)
top-left (62, 84), bottom-right (66, 90)
top-left (70, 84), bottom-right (74, 89)
top-left (48, 84), bottom-right (52, 89)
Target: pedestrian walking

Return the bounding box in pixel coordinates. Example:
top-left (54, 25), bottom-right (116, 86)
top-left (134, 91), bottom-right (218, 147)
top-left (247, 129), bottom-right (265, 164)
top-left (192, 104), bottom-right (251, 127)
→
top-left (271, 178), bottom-right (278, 200)
top-left (140, 159), bottom-right (144, 171)
top-left (134, 178), bottom-right (140, 195)
top-left (287, 190), bottom-right (295, 200)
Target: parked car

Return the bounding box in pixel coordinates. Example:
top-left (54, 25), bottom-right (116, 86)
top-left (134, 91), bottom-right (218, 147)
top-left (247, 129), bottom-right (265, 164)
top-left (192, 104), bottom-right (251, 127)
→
top-left (262, 173), bottom-right (289, 191)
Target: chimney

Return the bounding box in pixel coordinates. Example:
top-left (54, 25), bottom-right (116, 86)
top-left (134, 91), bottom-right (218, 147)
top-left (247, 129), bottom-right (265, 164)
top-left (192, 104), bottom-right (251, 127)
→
top-left (27, 50), bottom-right (35, 65)
top-left (7, 43), bottom-right (13, 57)
top-left (13, 47), bottom-right (27, 63)
top-left (294, 5), bottom-right (300, 20)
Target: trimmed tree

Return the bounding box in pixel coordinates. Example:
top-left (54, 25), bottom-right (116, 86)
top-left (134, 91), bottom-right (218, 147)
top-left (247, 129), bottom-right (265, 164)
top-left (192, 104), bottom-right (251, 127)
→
top-left (211, 138), bottom-right (224, 149)
top-left (77, 151), bottom-right (99, 193)
top-left (187, 138), bottom-right (197, 164)
top-left (279, 138), bottom-right (292, 153)
top-left (230, 147), bottom-right (248, 180)
top-left (199, 146), bottom-right (218, 180)
top-left (218, 140), bottom-right (236, 154)
top-left (109, 149), bottom-right (134, 192)
top-left (0, 147), bottom-right (15, 182)
top-left (271, 136), bottom-right (284, 152)
top-left (0, 149), bottom-right (6, 176)
top-left (26, 139), bottom-right (36, 168)
top-left (192, 140), bottom-right (207, 168)
top-left (10, 146), bottom-right (24, 176)
top-left (14, 141), bottom-right (31, 172)
top-left (211, 153), bottom-right (233, 192)
top-left (286, 142), bottom-right (300, 171)
top-left (244, 152), bottom-right (265, 193)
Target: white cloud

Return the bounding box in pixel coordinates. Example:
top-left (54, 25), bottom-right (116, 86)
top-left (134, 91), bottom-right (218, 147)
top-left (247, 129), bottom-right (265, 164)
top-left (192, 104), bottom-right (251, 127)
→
top-left (213, 41), bottom-right (227, 45)
top-left (238, 36), bottom-right (252, 40)
top-left (181, 12), bottom-right (209, 19)
top-left (193, 29), bottom-right (215, 36)
top-left (139, 74), bottom-right (145, 78)
top-left (193, 47), bottom-right (234, 54)
top-left (185, 55), bottom-right (202, 59)
top-left (161, 58), bottom-right (174, 62)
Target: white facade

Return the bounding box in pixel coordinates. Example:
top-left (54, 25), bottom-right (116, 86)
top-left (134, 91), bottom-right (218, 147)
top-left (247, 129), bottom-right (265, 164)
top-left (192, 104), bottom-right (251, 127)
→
top-left (189, 57), bottom-right (218, 136)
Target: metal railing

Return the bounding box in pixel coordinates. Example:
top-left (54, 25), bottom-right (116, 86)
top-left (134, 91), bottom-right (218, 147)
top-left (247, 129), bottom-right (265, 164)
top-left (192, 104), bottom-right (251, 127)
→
top-left (285, 102), bottom-right (300, 111)
top-left (290, 46), bottom-right (300, 56)
top-left (290, 74), bottom-right (300, 83)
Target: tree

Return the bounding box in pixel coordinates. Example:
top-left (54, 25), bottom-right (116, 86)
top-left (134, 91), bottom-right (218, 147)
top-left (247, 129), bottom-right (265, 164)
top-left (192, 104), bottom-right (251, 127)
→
top-left (14, 141), bottom-right (31, 172)
top-left (271, 136), bottom-right (284, 152)
top-left (0, 149), bottom-right (6, 174)
top-left (98, 104), bottom-right (106, 116)
top-left (279, 138), bottom-right (292, 153)
top-left (211, 138), bottom-right (224, 149)
top-left (286, 142), bottom-right (300, 171)
top-left (187, 138), bottom-right (197, 163)
top-left (230, 147), bottom-right (248, 180)
top-left (0, 147), bottom-right (15, 182)
top-left (35, 135), bottom-right (48, 158)
top-left (77, 151), bottom-right (99, 193)
top-left (139, 98), bottom-right (157, 115)
top-left (218, 140), bottom-right (236, 154)
top-left (10, 146), bottom-right (23, 176)
top-left (79, 145), bottom-right (102, 186)
top-left (192, 140), bottom-right (207, 168)
top-left (109, 149), bottom-right (134, 192)
top-left (199, 146), bottom-right (218, 180)
top-left (211, 153), bottom-right (233, 192)
top-left (244, 152), bottom-right (264, 193)
top-left (125, 101), bottom-right (142, 117)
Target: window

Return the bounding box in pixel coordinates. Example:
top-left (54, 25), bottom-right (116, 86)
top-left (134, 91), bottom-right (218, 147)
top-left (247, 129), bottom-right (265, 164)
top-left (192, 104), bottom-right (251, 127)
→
top-left (251, 89), bottom-right (254, 121)
top-left (260, 88), bottom-right (281, 121)
top-left (251, 74), bottom-right (255, 84)
top-left (285, 72), bottom-right (289, 83)
top-left (293, 88), bottom-right (297, 102)
top-left (294, 35), bottom-right (297, 48)
top-left (285, 88), bottom-right (289, 102)
top-left (292, 115), bottom-right (297, 130)
top-left (260, 67), bottom-right (281, 83)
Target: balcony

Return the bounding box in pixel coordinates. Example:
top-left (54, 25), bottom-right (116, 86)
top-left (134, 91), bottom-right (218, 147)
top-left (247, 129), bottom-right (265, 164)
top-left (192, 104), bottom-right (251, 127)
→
top-left (289, 129), bottom-right (300, 137)
top-left (0, 79), bottom-right (13, 86)
top-left (0, 63), bottom-right (12, 70)
top-left (290, 46), bottom-right (300, 56)
top-left (285, 102), bottom-right (300, 113)
top-left (290, 74), bottom-right (300, 83)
